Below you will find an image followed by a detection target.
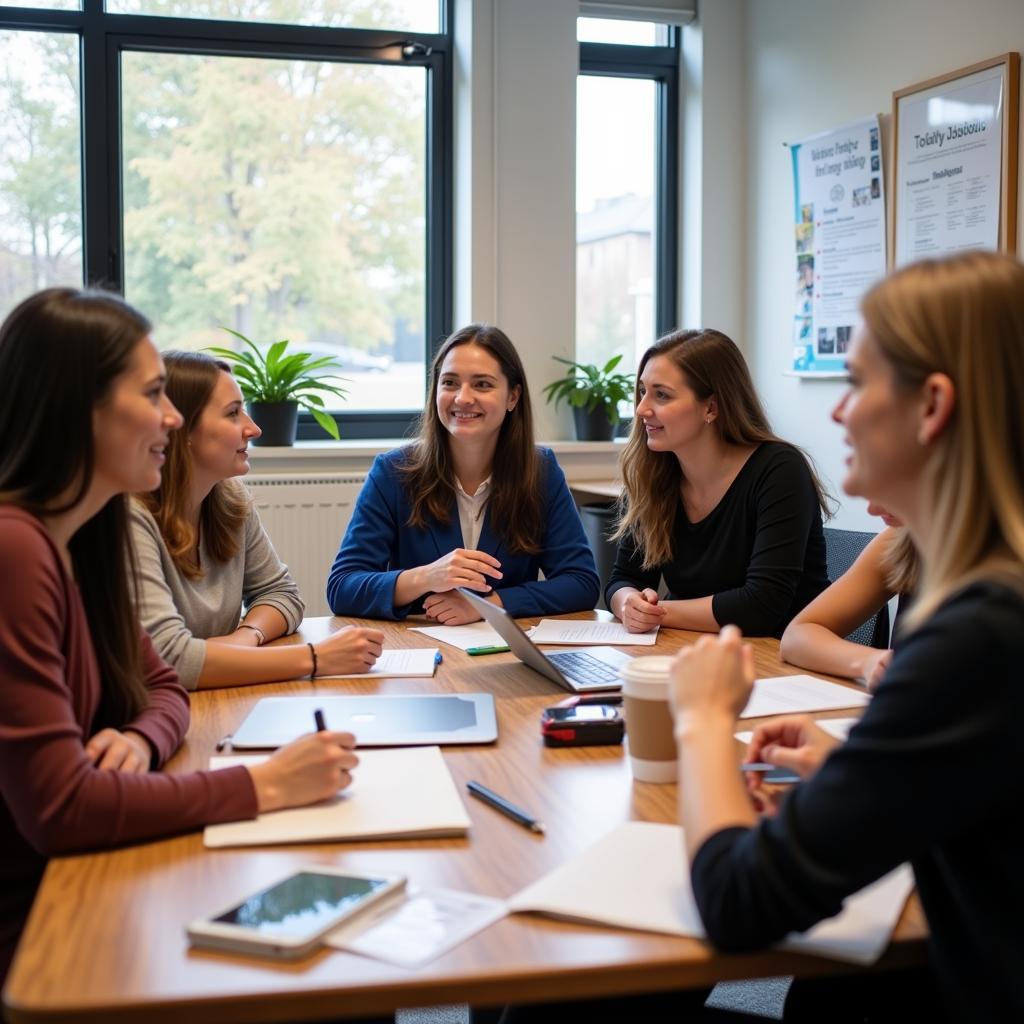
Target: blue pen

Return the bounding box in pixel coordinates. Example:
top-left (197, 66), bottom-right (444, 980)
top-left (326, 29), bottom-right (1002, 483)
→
top-left (435, 651), bottom-right (443, 666)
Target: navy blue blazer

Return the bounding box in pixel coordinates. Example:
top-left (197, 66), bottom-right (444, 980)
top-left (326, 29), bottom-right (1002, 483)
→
top-left (326, 446), bottom-right (600, 619)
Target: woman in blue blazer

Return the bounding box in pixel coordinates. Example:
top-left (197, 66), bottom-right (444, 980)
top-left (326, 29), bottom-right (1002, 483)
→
top-left (327, 324), bottom-right (600, 623)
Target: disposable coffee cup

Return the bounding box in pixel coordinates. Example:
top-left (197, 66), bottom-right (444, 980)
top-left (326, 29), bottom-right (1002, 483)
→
top-left (620, 655), bottom-right (677, 783)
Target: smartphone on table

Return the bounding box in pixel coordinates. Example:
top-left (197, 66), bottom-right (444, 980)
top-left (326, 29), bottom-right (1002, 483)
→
top-left (187, 867), bottom-right (406, 959)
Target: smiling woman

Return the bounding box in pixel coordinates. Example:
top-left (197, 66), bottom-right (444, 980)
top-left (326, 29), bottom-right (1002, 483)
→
top-left (607, 328), bottom-right (831, 637)
top-left (327, 323), bottom-right (601, 623)
top-left (0, 288), bottom-right (361, 985)
top-left (131, 350), bottom-right (384, 690)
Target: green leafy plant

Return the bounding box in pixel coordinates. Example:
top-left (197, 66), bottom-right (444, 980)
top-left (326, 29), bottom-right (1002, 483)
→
top-left (542, 354), bottom-right (635, 426)
top-left (207, 328), bottom-right (349, 441)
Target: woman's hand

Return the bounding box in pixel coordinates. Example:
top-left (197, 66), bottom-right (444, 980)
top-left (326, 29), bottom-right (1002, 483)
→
top-left (617, 588), bottom-right (668, 633)
top-left (315, 626), bottom-right (385, 676)
top-left (420, 548), bottom-right (503, 595)
top-left (84, 728), bottom-right (152, 773)
top-left (423, 591), bottom-right (486, 625)
top-left (861, 648), bottom-right (893, 691)
top-left (248, 731), bottom-right (359, 813)
top-left (669, 624), bottom-right (755, 724)
top-left (745, 714), bottom-right (839, 781)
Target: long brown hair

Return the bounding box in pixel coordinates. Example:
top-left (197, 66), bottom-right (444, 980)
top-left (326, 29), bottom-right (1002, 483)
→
top-left (613, 328), bottom-right (831, 568)
top-left (399, 324), bottom-right (542, 554)
top-left (0, 287), bottom-right (153, 728)
top-left (861, 251), bottom-right (1024, 629)
top-left (136, 351), bottom-right (249, 578)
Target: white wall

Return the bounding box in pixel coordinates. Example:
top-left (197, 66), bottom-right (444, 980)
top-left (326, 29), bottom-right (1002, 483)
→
top-left (742, 0), bottom-right (1024, 529)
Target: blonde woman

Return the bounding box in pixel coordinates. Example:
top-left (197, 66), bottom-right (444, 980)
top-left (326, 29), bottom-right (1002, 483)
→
top-left (607, 329), bottom-right (830, 637)
top-left (780, 505), bottom-right (919, 688)
top-left (671, 252), bottom-right (1024, 1020)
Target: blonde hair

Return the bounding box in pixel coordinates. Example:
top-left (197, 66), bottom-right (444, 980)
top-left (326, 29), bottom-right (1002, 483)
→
top-left (613, 329), bottom-right (830, 568)
top-left (861, 251), bottom-right (1024, 629)
top-left (881, 526), bottom-right (919, 597)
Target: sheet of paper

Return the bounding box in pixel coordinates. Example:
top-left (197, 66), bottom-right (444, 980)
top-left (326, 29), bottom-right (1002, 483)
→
top-left (319, 648), bottom-right (439, 679)
top-left (528, 620), bottom-right (658, 647)
top-left (740, 675), bottom-right (870, 719)
top-left (327, 886), bottom-right (507, 968)
top-left (736, 717), bottom-right (859, 746)
top-left (507, 821), bottom-right (912, 965)
top-left (408, 622), bottom-right (505, 651)
top-left (203, 746), bottom-right (470, 848)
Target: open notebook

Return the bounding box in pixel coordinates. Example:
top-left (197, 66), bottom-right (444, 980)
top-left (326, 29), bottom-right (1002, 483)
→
top-left (507, 821), bottom-right (913, 965)
top-left (204, 746), bottom-right (471, 848)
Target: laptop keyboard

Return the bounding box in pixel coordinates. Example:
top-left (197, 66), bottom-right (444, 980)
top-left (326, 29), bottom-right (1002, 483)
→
top-left (546, 651), bottom-right (621, 684)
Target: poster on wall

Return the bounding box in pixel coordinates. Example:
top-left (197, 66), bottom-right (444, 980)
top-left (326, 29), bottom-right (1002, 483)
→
top-left (893, 53), bottom-right (1020, 267)
top-left (787, 116), bottom-right (887, 377)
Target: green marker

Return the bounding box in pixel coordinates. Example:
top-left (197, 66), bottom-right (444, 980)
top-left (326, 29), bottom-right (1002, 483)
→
top-left (466, 644), bottom-right (511, 656)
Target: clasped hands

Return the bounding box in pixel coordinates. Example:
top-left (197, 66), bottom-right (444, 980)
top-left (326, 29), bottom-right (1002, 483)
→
top-left (420, 548), bottom-right (503, 625)
top-left (670, 624), bottom-right (841, 814)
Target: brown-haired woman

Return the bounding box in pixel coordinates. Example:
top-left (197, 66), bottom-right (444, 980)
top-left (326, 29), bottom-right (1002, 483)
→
top-left (327, 324), bottom-right (599, 624)
top-left (607, 328), bottom-right (830, 637)
top-left (0, 290), bottom-right (358, 982)
top-left (131, 351), bottom-right (383, 689)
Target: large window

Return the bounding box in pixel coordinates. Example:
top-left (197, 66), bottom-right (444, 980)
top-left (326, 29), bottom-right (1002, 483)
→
top-left (576, 20), bottom-right (677, 396)
top-left (0, 1), bottom-right (450, 437)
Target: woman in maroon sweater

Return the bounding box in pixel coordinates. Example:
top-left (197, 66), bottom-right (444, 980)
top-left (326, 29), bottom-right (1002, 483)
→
top-left (0, 288), bottom-right (358, 981)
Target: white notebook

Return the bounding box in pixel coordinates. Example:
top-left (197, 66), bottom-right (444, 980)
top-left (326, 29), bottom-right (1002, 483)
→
top-left (740, 675), bottom-right (870, 719)
top-left (528, 620), bottom-right (658, 647)
top-left (319, 648), bottom-right (440, 679)
top-left (204, 746), bottom-right (471, 848)
top-left (507, 821), bottom-right (913, 965)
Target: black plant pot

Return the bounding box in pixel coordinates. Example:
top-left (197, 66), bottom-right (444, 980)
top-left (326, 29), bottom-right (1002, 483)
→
top-left (572, 403), bottom-right (616, 442)
top-left (248, 401), bottom-right (299, 446)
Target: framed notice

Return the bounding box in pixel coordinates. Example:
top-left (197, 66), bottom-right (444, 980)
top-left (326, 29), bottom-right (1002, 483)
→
top-left (788, 117), bottom-right (887, 376)
top-left (893, 53), bottom-right (1020, 267)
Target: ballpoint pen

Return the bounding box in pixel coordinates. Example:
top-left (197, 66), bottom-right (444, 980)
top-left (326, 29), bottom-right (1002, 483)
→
top-left (466, 781), bottom-right (545, 834)
top-left (314, 708), bottom-right (326, 732)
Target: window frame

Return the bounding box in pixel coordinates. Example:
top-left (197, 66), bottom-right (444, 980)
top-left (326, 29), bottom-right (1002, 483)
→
top-left (578, 30), bottom-right (679, 348)
top-left (0, 0), bottom-right (452, 440)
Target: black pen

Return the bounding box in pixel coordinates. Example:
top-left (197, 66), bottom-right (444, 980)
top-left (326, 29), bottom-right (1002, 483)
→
top-left (466, 781), bottom-right (545, 834)
top-left (314, 708), bottom-right (326, 732)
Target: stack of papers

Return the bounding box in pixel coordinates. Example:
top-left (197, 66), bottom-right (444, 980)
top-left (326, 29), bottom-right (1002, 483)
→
top-left (204, 746), bottom-right (471, 848)
top-left (409, 622), bottom-right (506, 652)
top-left (741, 675), bottom-right (870, 719)
top-left (507, 821), bottom-right (913, 965)
top-left (528, 620), bottom-right (658, 646)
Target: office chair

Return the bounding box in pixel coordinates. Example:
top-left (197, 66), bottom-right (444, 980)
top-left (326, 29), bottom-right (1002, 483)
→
top-left (823, 527), bottom-right (891, 648)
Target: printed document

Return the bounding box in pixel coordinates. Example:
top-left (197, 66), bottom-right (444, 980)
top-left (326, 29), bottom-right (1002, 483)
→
top-left (528, 620), bottom-right (658, 646)
top-left (741, 675), bottom-right (869, 719)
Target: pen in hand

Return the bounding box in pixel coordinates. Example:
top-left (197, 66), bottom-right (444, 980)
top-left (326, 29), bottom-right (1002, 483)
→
top-left (466, 781), bottom-right (545, 834)
top-left (314, 708), bottom-right (326, 732)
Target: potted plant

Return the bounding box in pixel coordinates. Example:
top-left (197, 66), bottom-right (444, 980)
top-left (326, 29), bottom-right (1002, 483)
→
top-left (207, 329), bottom-right (349, 445)
top-left (542, 354), bottom-right (635, 441)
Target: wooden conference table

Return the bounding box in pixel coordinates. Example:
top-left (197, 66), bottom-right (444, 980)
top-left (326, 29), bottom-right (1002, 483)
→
top-left (4, 613), bottom-right (927, 1024)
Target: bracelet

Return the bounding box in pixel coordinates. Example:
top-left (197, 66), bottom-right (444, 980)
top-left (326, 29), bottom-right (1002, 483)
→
top-left (238, 623), bottom-right (266, 646)
top-left (308, 642), bottom-right (319, 679)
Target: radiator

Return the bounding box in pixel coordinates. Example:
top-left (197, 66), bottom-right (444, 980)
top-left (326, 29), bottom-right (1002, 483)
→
top-left (244, 473), bottom-right (366, 617)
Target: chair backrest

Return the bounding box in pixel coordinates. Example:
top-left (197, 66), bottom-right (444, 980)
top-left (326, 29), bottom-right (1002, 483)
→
top-left (823, 527), bottom-right (891, 648)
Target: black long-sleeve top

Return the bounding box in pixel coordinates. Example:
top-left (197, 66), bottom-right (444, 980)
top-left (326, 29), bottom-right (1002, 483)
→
top-left (691, 581), bottom-right (1024, 1023)
top-left (605, 443), bottom-right (828, 637)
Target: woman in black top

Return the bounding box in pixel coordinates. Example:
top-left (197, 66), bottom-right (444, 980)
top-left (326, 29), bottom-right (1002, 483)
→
top-left (672, 251), bottom-right (1024, 1022)
top-left (607, 329), bottom-right (829, 637)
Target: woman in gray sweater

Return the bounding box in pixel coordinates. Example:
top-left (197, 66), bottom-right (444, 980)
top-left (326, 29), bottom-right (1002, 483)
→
top-left (131, 351), bottom-right (383, 689)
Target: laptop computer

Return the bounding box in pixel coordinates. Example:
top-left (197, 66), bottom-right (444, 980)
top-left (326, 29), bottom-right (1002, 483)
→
top-left (229, 693), bottom-right (498, 749)
top-left (456, 588), bottom-right (631, 693)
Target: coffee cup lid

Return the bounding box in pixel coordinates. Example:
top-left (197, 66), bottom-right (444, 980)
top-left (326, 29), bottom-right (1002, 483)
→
top-left (620, 655), bottom-right (674, 684)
